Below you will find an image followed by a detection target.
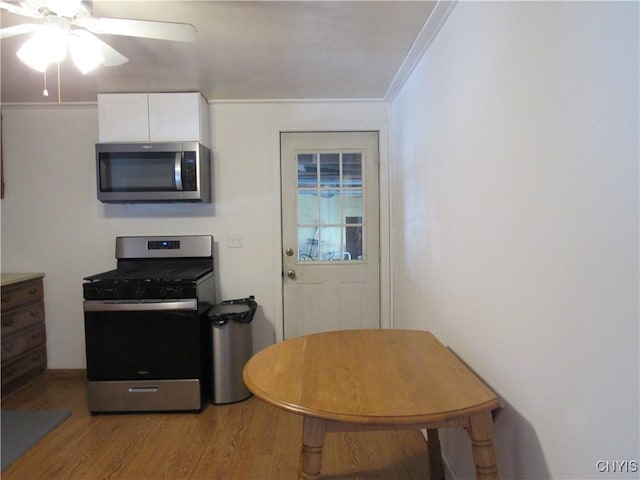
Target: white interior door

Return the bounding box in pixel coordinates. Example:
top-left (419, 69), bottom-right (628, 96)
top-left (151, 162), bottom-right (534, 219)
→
top-left (281, 132), bottom-right (380, 339)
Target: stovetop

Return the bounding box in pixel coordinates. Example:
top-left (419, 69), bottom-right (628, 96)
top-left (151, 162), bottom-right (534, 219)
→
top-left (83, 235), bottom-right (215, 301)
top-left (84, 261), bottom-right (213, 284)
top-left (83, 261), bottom-right (213, 301)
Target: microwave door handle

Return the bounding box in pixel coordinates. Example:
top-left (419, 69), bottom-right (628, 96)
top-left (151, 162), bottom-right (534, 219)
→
top-left (175, 152), bottom-right (183, 190)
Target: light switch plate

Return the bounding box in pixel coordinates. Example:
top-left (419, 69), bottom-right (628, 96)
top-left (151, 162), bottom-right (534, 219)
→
top-left (227, 232), bottom-right (243, 248)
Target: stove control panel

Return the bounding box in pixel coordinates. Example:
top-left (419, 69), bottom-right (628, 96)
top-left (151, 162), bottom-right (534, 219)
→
top-left (83, 284), bottom-right (196, 301)
top-left (148, 240), bottom-right (180, 250)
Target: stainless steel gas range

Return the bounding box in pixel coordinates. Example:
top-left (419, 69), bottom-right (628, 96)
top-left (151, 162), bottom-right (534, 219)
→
top-left (82, 235), bottom-right (215, 414)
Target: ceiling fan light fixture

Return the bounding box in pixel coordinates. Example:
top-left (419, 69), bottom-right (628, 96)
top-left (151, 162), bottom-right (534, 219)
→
top-left (16, 16), bottom-right (69, 72)
top-left (16, 36), bottom-right (46, 71)
top-left (4, 0), bottom-right (194, 82)
top-left (68, 30), bottom-right (104, 74)
top-left (16, 32), bottom-right (55, 71)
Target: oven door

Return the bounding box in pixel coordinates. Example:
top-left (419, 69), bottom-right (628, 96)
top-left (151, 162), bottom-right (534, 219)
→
top-left (83, 299), bottom-right (204, 382)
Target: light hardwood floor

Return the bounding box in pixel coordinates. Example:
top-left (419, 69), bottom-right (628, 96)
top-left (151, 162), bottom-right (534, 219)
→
top-left (1, 370), bottom-right (432, 479)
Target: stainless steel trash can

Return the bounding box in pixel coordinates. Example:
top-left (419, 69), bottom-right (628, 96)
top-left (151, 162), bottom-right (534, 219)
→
top-left (208, 296), bottom-right (256, 404)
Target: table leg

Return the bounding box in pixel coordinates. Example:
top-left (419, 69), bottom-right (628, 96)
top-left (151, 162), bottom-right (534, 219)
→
top-left (427, 429), bottom-right (444, 480)
top-left (299, 416), bottom-right (326, 480)
top-left (467, 411), bottom-right (499, 480)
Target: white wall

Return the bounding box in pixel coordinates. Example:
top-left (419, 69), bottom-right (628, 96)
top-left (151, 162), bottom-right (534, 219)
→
top-left (390, 2), bottom-right (638, 479)
top-left (0, 100), bottom-right (388, 369)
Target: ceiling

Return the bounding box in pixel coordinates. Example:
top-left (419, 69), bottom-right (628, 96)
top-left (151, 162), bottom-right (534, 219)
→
top-left (0, 1), bottom-right (438, 104)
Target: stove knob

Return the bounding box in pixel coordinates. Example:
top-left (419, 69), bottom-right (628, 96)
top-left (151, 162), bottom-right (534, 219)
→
top-left (99, 287), bottom-right (116, 298)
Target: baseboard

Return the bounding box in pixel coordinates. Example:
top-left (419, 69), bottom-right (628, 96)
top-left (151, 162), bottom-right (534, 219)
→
top-left (45, 368), bottom-right (87, 379)
top-left (421, 428), bottom-right (460, 480)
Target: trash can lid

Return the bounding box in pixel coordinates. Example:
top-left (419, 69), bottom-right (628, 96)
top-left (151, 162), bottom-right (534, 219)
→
top-left (208, 297), bottom-right (257, 325)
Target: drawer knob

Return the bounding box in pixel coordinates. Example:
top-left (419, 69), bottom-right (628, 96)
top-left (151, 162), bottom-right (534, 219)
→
top-left (28, 287), bottom-right (38, 295)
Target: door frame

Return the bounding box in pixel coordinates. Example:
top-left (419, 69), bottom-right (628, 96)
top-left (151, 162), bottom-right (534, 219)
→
top-left (271, 121), bottom-right (392, 342)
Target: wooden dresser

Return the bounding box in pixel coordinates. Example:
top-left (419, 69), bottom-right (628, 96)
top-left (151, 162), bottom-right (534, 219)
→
top-left (1, 273), bottom-right (47, 396)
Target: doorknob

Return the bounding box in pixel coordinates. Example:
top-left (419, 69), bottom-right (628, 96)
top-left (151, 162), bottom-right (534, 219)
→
top-left (285, 248), bottom-right (295, 257)
top-left (286, 269), bottom-right (297, 280)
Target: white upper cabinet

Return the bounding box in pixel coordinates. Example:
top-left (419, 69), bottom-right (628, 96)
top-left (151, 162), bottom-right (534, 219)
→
top-left (98, 93), bottom-right (149, 142)
top-left (98, 92), bottom-right (210, 147)
top-left (147, 93), bottom-right (209, 145)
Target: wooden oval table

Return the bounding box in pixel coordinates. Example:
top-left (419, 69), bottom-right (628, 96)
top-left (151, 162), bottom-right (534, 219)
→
top-left (243, 329), bottom-right (500, 480)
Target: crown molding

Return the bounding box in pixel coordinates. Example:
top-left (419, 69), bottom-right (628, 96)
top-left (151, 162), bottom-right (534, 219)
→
top-left (385, 0), bottom-right (457, 102)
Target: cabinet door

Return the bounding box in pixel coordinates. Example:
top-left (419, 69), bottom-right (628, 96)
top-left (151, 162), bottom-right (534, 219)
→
top-left (148, 93), bottom-right (205, 143)
top-left (98, 94), bottom-right (150, 142)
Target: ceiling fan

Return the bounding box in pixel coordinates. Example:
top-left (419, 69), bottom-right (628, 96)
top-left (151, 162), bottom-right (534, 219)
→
top-left (0, 0), bottom-right (197, 74)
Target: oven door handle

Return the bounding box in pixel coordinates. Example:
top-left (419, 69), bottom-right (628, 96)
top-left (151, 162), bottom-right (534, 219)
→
top-left (83, 299), bottom-right (198, 312)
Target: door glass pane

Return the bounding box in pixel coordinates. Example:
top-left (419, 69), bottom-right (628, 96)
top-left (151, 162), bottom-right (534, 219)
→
top-left (319, 226), bottom-right (342, 260)
top-left (319, 190), bottom-right (340, 224)
top-left (297, 153), bottom-right (318, 187)
top-left (319, 153), bottom-right (340, 187)
top-left (344, 189), bottom-right (363, 221)
top-left (342, 153), bottom-right (362, 187)
top-left (297, 190), bottom-right (318, 224)
top-left (296, 150), bottom-right (364, 262)
top-left (298, 227), bottom-right (319, 261)
top-left (346, 217), bottom-right (363, 260)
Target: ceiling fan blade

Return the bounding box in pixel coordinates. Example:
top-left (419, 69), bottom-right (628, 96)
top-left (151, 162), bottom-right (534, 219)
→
top-left (86, 32), bottom-right (129, 67)
top-left (46, 0), bottom-right (83, 18)
top-left (0, 22), bottom-right (39, 39)
top-left (78, 17), bottom-right (197, 43)
top-left (0, 0), bottom-right (41, 18)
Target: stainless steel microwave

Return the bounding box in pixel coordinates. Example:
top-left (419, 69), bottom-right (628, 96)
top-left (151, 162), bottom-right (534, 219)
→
top-left (96, 142), bottom-right (211, 203)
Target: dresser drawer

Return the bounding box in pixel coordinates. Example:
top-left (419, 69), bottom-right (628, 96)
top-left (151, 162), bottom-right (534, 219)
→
top-left (1, 345), bottom-right (47, 388)
top-left (1, 278), bottom-right (43, 311)
top-left (2, 324), bottom-right (46, 363)
top-left (1, 302), bottom-right (45, 337)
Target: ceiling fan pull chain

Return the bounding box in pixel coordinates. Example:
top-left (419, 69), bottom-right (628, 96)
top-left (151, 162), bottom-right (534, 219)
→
top-left (57, 61), bottom-right (61, 104)
top-left (42, 67), bottom-right (48, 97)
